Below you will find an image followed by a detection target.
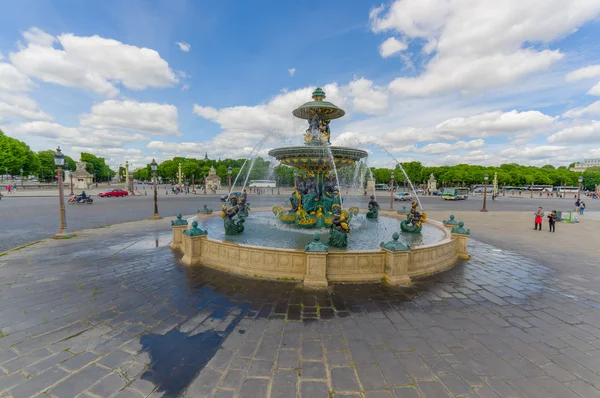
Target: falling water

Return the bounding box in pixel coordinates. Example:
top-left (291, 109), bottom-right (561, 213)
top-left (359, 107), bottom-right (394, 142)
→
top-left (377, 145), bottom-right (423, 210)
top-left (229, 136), bottom-right (269, 195)
top-left (230, 158), bottom-right (248, 190)
top-left (241, 157), bottom-right (258, 192)
top-left (352, 161), bottom-right (362, 191)
top-left (365, 159), bottom-right (377, 200)
top-left (324, 145), bottom-right (343, 208)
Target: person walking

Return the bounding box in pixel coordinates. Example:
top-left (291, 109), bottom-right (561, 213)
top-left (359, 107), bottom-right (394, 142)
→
top-left (580, 201), bottom-right (586, 215)
top-left (547, 210), bottom-right (557, 233)
top-left (534, 207), bottom-right (544, 230)
top-left (575, 199), bottom-right (581, 213)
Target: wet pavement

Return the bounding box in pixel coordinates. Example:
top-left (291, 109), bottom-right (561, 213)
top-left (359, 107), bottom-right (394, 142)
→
top-left (1, 222), bottom-right (600, 397)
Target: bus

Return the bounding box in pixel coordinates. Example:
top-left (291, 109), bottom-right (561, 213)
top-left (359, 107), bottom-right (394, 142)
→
top-left (443, 187), bottom-right (469, 200)
top-left (554, 186), bottom-right (579, 194)
top-left (248, 180), bottom-right (276, 188)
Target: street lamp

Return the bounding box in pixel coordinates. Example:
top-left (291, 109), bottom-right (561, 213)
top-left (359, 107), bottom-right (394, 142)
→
top-left (388, 171), bottom-right (395, 211)
top-left (578, 175), bottom-right (583, 200)
top-left (69, 165), bottom-right (74, 196)
top-left (20, 168), bottom-right (24, 187)
top-left (150, 159), bottom-right (162, 220)
top-left (481, 173), bottom-right (489, 212)
top-left (53, 147), bottom-right (72, 238)
top-left (227, 166), bottom-right (232, 192)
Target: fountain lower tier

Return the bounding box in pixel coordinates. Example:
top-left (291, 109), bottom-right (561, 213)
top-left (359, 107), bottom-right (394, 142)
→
top-left (268, 146), bottom-right (368, 172)
top-left (268, 145), bottom-right (368, 229)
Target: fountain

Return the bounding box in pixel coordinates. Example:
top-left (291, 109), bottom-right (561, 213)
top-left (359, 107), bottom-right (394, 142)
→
top-left (269, 88), bottom-right (367, 240)
top-left (172, 88), bottom-right (471, 287)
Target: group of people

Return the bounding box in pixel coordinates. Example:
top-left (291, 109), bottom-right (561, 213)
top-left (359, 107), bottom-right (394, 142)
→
top-left (5, 184), bottom-right (17, 193)
top-left (533, 198), bottom-right (587, 232)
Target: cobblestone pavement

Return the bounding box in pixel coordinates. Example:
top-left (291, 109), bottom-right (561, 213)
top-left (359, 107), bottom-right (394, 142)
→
top-left (2, 221), bottom-right (600, 397)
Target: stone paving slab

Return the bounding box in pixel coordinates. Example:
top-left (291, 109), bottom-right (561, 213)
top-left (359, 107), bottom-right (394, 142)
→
top-left (1, 219), bottom-right (600, 397)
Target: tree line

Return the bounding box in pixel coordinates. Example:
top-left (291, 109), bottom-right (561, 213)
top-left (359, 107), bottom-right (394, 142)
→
top-left (0, 130), bottom-right (115, 182)
top-left (2, 129), bottom-right (598, 190)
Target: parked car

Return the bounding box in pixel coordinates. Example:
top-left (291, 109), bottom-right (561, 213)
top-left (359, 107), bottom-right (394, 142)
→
top-left (431, 190), bottom-right (443, 196)
top-left (220, 192), bottom-right (242, 201)
top-left (416, 188), bottom-right (424, 195)
top-left (98, 188), bottom-right (128, 197)
top-left (394, 192), bottom-right (413, 201)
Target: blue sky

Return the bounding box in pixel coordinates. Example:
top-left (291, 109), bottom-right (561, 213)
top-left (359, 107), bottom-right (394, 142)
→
top-left (1, 0), bottom-right (600, 169)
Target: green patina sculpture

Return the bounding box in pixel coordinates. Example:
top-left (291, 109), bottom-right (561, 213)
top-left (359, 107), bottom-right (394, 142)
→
top-left (400, 201), bottom-right (426, 233)
top-left (171, 213), bottom-right (188, 226)
top-left (366, 195), bottom-right (379, 219)
top-left (268, 88), bottom-right (367, 231)
top-left (184, 220), bottom-right (207, 236)
top-left (380, 232), bottom-right (410, 251)
top-left (451, 221), bottom-right (470, 235)
top-left (328, 210), bottom-right (350, 248)
top-left (443, 214), bottom-right (459, 226)
top-left (305, 233), bottom-right (328, 252)
top-left (198, 205), bottom-right (213, 215)
top-left (221, 204), bottom-right (245, 235)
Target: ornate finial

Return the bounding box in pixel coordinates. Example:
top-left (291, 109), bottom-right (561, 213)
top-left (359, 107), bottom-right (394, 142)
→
top-left (305, 233), bottom-right (328, 252)
top-left (451, 221), bottom-right (470, 235)
top-left (184, 220), bottom-right (208, 236)
top-left (380, 232), bottom-right (410, 251)
top-left (443, 214), bottom-right (459, 226)
top-left (312, 87), bottom-right (326, 102)
top-left (171, 213), bottom-right (188, 226)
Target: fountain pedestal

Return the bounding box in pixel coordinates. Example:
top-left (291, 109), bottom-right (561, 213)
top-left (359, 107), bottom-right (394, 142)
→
top-left (304, 253), bottom-right (328, 288)
top-left (452, 233), bottom-right (470, 260)
top-left (170, 214), bottom-right (188, 250)
top-left (382, 250), bottom-right (412, 285)
top-left (181, 234), bottom-right (207, 266)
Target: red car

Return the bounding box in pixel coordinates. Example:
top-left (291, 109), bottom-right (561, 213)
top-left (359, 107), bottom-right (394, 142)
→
top-left (98, 188), bottom-right (129, 197)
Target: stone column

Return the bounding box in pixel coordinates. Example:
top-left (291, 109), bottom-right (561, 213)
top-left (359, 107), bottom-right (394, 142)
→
top-left (382, 249), bottom-right (412, 285)
top-left (304, 252), bottom-right (328, 289)
top-left (452, 233), bottom-right (470, 260)
top-left (181, 234), bottom-right (206, 266)
top-left (171, 225), bottom-right (188, 250)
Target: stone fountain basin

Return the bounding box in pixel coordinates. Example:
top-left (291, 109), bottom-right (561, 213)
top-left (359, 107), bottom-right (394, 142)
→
top-left (174, 208), bottom-right (465, 286)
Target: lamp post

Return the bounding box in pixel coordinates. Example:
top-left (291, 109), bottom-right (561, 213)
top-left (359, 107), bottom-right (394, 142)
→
top-left (578, 175), bottom-right (583, 200)
top-left (69, 166), bottom-right (74, 196)
top-left (150, 159), bottom-right (162, 220)
top-left (227, 166), bottom-right (232, 192)
top-left (203, 175), bottom-right (207, 194)
top-left (530, 179), bottom-right (534, 198)
top-left (388, 171), bottom-right (395, 211)
top-left (20, 168), bottom-right (24, 187)
top-left (53, 147), bottom-right (72, 238)
top-left (481, 173), bottom-right (489, 212)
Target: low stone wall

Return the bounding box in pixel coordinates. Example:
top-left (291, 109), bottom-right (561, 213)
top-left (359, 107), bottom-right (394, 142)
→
top-left (173, 209), bottom-right (469, 288)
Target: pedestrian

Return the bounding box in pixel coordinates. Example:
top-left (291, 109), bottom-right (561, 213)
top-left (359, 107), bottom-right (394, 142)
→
top-left (575, 199), bottom-right (581, 213)
top-left (7, 185), bottom-right (11, 194)
top-left (547, 210), bottom-right (557, 233)
top-left (534, 207), bottom-right (544, 230)
top-left (580, 201), bottom-right (586, 215)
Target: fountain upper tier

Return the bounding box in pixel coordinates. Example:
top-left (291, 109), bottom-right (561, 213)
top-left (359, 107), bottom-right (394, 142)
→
top-left (268, 87), bottom-right (367, 169)
top-left (269, 146), bottom-right (368, 172)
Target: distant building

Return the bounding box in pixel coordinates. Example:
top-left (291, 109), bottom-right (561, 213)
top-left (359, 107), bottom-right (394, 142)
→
top-left (571, 159), bottom-right (600, 172)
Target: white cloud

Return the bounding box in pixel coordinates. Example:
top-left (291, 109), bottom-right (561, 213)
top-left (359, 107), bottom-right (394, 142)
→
top-left (0, 92), bottom-right (52, 121)
top-left (288, 68), bottom-right (296, 77)
top-left (378, 37), bottom-right (407, 58)
top-left (348, 78), bottom-right (388, 115)
top-left (79, 100), bottom-right (180, 136)
top-left (563, 101), bottom-right (600, 118)
top-left (565, 64), bottom-right (600, 82)
top-left (176, 41), bottom-right (191, 52)
top-left (434, 110), bottom-right (556, 139)
top-left (10, 28), bottom-right (178, 96)
top-left (417, 139), bottom-right (484, 154)
top-left (371, 0), bottom-right (600, 96)
top-left (547, 121), bottom-right (600, 143)
top-left (588, 82), bottom-right (600, 96)
top-left (0, 63), bottom-right (36, 92)
top-left (11, 121), bottom-right (147, 148)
